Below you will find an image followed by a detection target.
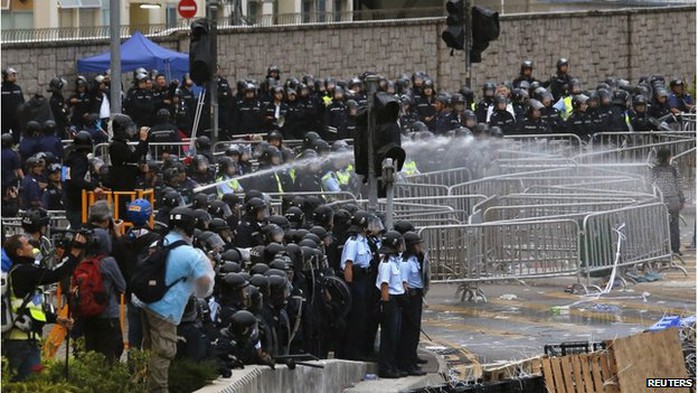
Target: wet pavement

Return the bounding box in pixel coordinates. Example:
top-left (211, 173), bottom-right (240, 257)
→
top-left (422, 250), bottom-right (696, 368)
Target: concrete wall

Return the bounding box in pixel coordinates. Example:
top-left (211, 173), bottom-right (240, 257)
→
top-left (194, 359), bottom-right (376, 393)
top-left (2, 6), bottom-right (694, 96)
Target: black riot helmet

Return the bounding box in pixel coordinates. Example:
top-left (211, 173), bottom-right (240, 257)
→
top-left (521, 60), bottom-right (533, 73)
top-left (48, 77), bottom-right (66, 92)
top-left (311, 205), bottom-right (334, 228)
top-left (378, 230), bottom-right (404, 255)
top-left (229, 310), bottom-right (258, 340)
top-left (268, 215), bottom-right (290, 231)
top-left (74, 131), bottom-right (94, 152)
top-left (191, 193), bottom-right (210, 210)
top-left (160, 190), bottom-right (182, 209)
top-left (208, 200), bottom-right (231, 219)
top-left (1, 133), bottom-right (13, 148)
top-left (262, 224), bottom-right (285, 244)
top-left (196, 135), bottom-right (211, 151)
top-left (303, 131), bottom-right (321, 150)
top-left (393, 220), bottom-right (415, 235)
top-left (110, 113), bottom-right (138, 141)
top-left (284, 206), bottom-right (305, 228)
top-left (21, 208), bottom-right (50, 233)
top-left (245, 197), bottom-right (267, 218)
top-left (169, 207), bottom-right (196, 237)
top-left (221, 248), bottom-right (243, 264)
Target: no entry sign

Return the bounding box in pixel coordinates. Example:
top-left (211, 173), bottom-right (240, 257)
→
top-left (178, 0), bottom-right (197, 19)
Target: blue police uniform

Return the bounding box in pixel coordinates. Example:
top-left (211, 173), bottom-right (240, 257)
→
top-left (375, 254), bottom-right (404, 376)
top-left (397, 255), bottom-right (426, 373)
top-left (340, 234), bottom-right (373, 360)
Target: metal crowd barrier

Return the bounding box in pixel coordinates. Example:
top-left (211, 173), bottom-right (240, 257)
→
top-left (82, 189), bottom-right (155, 231)
top-left (93, 141), bottom-right (192, 164)
top-left (394, 183), bottom-right (450, 198)
top-left (1, 213), bottom-right (69, 236)
top-left (576, 139), bottom-right (696, 165)
top-left (419, 219), bottom-right (580, 283)
top-left (580, 202), bottom-right (675, 279)
top-left (404, 167), bottom-right (472, 187)
top-left (482, 201), bottom-right (638, 223)
top-left (503, 133), bottom-right (584, 156)
top-left (671, 147), bottom-right (697, 203)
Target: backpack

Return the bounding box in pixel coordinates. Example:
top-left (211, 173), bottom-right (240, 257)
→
top-left (130, 239), bottom-right (188, 304)
top-left (71, 256), bottom-right (108, 318)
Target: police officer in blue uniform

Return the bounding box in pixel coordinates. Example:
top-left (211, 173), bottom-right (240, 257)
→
top-left (397, 231), bottom-right (429, 376)
top-left (340, 211), bottom-right (373, 360)
top-left (375, 230), bottom-right (405, 378)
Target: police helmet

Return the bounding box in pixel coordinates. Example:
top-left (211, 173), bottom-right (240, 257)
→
top-left (196, 136), bottom-right (211, 151)
top-left (191, 193), bottom-right (210, 210)
top-left (74, 131), bottom-right (94, 151)
top-left (393, 220), bottom-right (415, 235)
top-left (21, 208), bottom-right (50, 233)
top-left (378, 230), bottom-right (404, 254)
top-left (169, 207), bottom-right (196, 237)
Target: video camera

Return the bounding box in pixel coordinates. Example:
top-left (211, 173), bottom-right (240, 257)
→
top-left (52, 228), bottom-right (96, 250)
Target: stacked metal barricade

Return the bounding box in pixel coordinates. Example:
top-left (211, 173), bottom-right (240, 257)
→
top-left (351, 131), bottom-right (695, 301)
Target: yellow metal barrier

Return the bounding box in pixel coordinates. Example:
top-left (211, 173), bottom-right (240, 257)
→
top-left (81, 188), bottom-right (156, 231)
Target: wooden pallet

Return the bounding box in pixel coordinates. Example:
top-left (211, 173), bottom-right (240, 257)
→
top-left (541, 329), bottom-right (689, 393)
top-left (541, 351), bottom-right (620, 393)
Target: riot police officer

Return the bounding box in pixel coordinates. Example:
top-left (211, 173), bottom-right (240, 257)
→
top-left (547, 58), bottom-right (573, 101)
top-left (46, 77), bottom-right (69, 139)
top-left (1, 67), bottom-right (25, 142)
top-left (566, 94), bottom-right (593, 141)
top-left (174, 74), bottom-right (196, 136)
top-left (628, 94), bottom-right (652, 131)
top-left (518, 99), bottom-right (551, 134)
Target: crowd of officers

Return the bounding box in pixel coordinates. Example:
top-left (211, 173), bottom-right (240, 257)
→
top-left (1, 59), bottom-right (695, 148)
top-left (0, 61), bottom-right (695, 385)
top-left (2, 188), bottom-right (430, 385)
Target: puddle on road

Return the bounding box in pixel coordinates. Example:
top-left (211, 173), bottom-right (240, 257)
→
top-left (423, 303), bottom-right (653, 327)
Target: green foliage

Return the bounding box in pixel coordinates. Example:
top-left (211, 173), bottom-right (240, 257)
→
top-left (168, 358), bottom-right (219, 393)
top-left (2, 347), bottom-right (217, 392)
top-left (688, 76), bottom-right (696, 99)
top-left (2, 338), bottom-right (216, 392)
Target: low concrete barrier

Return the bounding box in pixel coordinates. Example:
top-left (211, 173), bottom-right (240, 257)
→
top-left (194, 359), bottom-right (377, 393)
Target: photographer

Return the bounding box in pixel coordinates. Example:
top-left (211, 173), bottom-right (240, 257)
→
top-left (2, 233), bottom-right (85, 381)
top-left (73, 222), bottom-right (126, 362)
top-left (108, 114), bottom-right (149, 217)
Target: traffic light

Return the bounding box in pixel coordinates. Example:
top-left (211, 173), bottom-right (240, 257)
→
top-left (442, 0), bottom-right (465, 50)
top-left (189, 18), bottom-right (212, 85)
top-left (470, 5), bottom-right (500, 63)
top-left (354, 92), bottom-right (405, 179)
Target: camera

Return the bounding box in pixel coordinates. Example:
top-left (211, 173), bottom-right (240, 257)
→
top-left (52, 228), bottom-right (95, 250)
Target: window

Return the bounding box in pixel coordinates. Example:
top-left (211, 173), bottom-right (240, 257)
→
top-left (166, 5), bottom-right (177, 28)
top-left (317, 0), bottom-right (326, 22)
top-left (58, 0), bottom-right (102, 9)
top-left (1, 0), bottom-right (10, 11)
top-left (101, 0), bottom-right (110, 26)
top-left (333, 0), bottom-right (343, 22)
top-left (1, 11), bottom-right (33, 29)
top-left (301, 0), bottom-right (311, 23)
top-left (247, 1), bottom-right (258, 24)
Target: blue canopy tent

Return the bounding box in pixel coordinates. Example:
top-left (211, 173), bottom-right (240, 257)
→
top-left (76, 31), bottom-right (189, 80)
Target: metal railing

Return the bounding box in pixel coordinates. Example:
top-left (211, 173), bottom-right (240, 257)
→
top-left (1, 7), bottom-right (444, 44)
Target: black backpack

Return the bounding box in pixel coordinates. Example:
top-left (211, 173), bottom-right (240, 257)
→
top-left (130, 239), bottom-right (188, 304)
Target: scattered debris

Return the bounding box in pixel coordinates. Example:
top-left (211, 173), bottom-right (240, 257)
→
top-left (499, 294), bottom-right (517, 301)
top-left (590, 304), bottom-right (621, 313)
